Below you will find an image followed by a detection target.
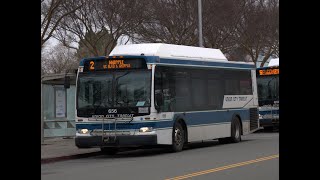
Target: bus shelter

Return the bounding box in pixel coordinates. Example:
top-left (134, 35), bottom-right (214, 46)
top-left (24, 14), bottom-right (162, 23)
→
top-left (41, 73), bottom-right (76, 139)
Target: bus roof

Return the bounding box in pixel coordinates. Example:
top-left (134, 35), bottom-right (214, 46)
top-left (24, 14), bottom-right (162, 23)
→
top-left (109, 43), bottom-right (228, 62)
top-left (268, 58), bottom-right (279, 67)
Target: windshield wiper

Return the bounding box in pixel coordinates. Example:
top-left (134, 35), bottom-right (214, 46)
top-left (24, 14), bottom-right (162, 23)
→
top-left (267, 77), bottom-right (277, 99)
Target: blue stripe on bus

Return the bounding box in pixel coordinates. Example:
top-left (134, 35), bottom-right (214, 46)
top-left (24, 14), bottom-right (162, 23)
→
top-left (76, 120), bottom-right (174, 131)
top-left (79, 56), bottom-right (157, 66)
top-left (174, 109), bottom-right (250, 126)
top-left (259, 110), bottom-right (279, 115)
top-left (76, 109), bottom-right (250, 130)
top-left (79, 56), bottom-right (255, 69)
top-left (152, 58), bottom-right (255, 69)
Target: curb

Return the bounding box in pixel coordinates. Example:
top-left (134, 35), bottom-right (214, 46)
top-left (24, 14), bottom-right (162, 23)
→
top-left (41, 151), bottom-right (102, 164)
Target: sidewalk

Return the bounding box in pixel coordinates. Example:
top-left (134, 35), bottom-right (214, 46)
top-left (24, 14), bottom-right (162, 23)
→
top-left (41, 137), bottom-right (101, 164)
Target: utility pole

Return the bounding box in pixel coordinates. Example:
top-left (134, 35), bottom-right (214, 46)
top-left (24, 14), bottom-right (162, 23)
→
top-left (41, 77), bottom-right (44, 143)
top-left (198, 0), bottom-right (203, 47)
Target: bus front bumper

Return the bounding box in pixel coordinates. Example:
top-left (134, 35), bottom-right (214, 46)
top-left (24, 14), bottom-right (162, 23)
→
top-left (259, 118), bottom-right (279, 128)
top-left (75, 134), bottom-right (157, 148)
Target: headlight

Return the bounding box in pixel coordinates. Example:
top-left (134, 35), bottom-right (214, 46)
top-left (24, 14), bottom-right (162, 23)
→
top-left (139, 127), bottom-right (153, 132)
top-left (78, 129), bottom-right (90, 134)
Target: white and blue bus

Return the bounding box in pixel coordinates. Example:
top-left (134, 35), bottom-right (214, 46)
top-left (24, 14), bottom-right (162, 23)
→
top-left (256, 58), bottom-right (279, 130)
top-left (75, 43), bottom-right (259, 154)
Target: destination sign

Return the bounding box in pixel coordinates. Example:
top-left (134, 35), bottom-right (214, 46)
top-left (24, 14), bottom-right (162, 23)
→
top-left (83, 58), bottom-right (147, 72)
top-left (258, 68), bottom-right (279, 76)
top-left (107, 60), bottom-right (131, 69)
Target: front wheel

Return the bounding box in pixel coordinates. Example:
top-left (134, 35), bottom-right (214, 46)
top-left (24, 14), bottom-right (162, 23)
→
top-left (171, 121), bottom-right (185, 152)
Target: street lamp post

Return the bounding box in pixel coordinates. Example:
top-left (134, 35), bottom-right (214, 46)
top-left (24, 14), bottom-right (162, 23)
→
top-left (41, 79), bottom-right (44, 143)
top-left (198, 0), bottom-right (203, 47)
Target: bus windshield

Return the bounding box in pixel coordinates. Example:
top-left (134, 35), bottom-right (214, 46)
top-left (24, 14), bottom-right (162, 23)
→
top-left (76, 70), bottom-right (151, 116)
top-left (257, 75), bottom-right (279, 106)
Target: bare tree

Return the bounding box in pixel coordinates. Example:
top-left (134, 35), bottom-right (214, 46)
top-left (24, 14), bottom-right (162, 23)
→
top-left (235, 0), bottom-right (279, 66)
top-left (54, 0), bottom-right (147, 57)
top-left (133, 0), bottom-right (279, 65)
top-left (46, 0), bottom-right (278, 65)
top-left (41, 0), bottom-right (83, 50)
top-left (202, 0), bottom-right (248, 55)
top-left (42, 43), bottom-right (79, 74)
top-left (133, 0), bottom-right (198, 45)
top-left (268, 0), bottom-right (279, 60)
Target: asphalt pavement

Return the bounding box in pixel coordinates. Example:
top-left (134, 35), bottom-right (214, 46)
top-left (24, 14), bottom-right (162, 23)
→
top-left (41, 129), bottom-right (276, 164)
top-left (42, 131), bottom-right (279, 180)
top-left (41, 137), bottom-right (101, 163)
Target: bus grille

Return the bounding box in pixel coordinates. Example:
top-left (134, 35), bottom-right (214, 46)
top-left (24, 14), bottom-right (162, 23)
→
top-left (250, 108), bottom-right (259, 131)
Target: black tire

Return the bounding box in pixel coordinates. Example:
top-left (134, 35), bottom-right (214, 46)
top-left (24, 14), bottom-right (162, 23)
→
top-left (230, 117), bottom-right (241, 143)
top-left (218, 117), bottom-right (241, 144)
top-left (264, 126), bottom-right (273, 132)
top-left (218, 137), bottom-right (229, 144)
top-left (171, 121), bottom-right (185, 152)
top-left (100, 147), bottom-right (118, 155)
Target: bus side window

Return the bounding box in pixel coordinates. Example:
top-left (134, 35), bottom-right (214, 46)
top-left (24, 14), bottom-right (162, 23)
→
top-left (191, 71), bottom-right (207, 111)
top-left (154, 67), bottom-right (163, 110)
top-left (208, 79), bottom-right (223, 110)
top-left (174, 69), bottom-right (191, 112)
top-left (160, 67), bottom-right (176, 112)
top-left (155, 66), bottom-right (174, 112)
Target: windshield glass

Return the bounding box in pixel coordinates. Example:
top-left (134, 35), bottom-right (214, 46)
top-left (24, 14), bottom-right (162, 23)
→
top-left (77, 70), bottom-right (151, 113)
top-left (114, 71), bottom-right (151, 107)
top-left (257, 75), bottom-right (279, 105)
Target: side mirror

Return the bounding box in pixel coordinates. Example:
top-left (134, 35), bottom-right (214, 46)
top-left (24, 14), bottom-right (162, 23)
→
top-left (155, 93), bottom-right (163, 112)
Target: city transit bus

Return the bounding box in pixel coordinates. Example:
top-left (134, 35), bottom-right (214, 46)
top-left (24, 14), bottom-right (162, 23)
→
top-left (256, 58), bottom-right (279, 130)
top-left (74, 43), bottom-right (259, 154)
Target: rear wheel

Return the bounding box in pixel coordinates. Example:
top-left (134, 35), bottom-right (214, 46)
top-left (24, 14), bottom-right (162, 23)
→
top-left (100, 147), bottom-right (118, 155)
top-left (264, 126), bottom-right (273, 132)
top-left (171, 121), bottom-right (185, 152)
top-left (218, 137), bottom-right (229, 144)
top-left (230, 117), bottom-right (241, 143)
top-left (218, 117), bottom-right (241, 144)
